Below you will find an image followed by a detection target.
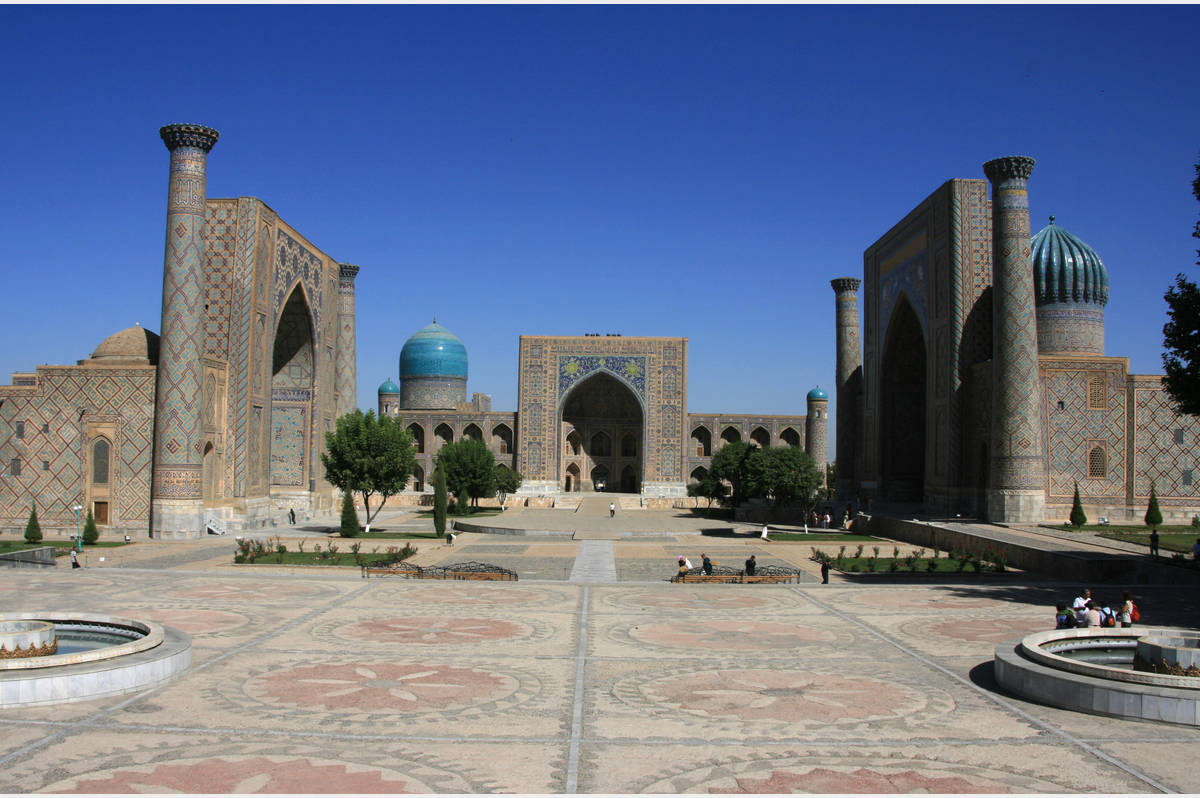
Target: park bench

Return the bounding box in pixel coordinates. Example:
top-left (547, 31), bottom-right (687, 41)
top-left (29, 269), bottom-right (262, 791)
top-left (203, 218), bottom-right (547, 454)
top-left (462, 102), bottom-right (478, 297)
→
top-left (423, 561), bottom-right (520, 582)
top-left (361, 564), bottom-right (421, 578)
top-left (670, 564), bottom-right (801, 584)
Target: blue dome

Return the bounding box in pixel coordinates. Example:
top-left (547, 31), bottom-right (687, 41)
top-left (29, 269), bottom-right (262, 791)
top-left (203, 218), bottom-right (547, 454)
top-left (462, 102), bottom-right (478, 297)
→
top-left (1031, 217), bottom-right (1109, 307)
top-left (399, 322), bottom-right (468, 379)
top-left (807, 386), bottom-right (828, 401)
top-left (378, 378), bottom-right (400, 394)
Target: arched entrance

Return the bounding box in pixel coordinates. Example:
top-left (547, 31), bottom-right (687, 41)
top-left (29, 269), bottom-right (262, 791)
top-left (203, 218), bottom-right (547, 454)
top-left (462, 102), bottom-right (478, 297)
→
top-left (565, 463), bottom-right (580, 492)
top-left (880, 297), bottom-right (926, 502)
top-left (270, 286), bottom-right (314, 491)
top-left (561, 371), bottom-right (643, 492)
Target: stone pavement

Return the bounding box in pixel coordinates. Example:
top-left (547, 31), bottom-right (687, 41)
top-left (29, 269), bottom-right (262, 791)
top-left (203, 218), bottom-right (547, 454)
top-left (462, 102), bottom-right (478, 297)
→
top-left (2, 512), bottom-right (1198, 793)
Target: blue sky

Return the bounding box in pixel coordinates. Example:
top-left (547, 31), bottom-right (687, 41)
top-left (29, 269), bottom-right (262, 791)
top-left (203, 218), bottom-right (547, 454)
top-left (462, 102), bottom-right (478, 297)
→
top-left (2, 5), bottom-right (1197, 457)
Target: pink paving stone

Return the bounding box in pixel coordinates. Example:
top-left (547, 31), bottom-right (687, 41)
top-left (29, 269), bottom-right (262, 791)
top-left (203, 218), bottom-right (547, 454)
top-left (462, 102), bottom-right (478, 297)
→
top-left (249, 662), bottom-right (518, 711)
top-left (631, 619), bottom-right (834, 649)
top-left (402, 585), bottom-right (542, 605)
top-left (928, 616), bottom-right (1048, 644)
top-left (707, 766), bottom-right (1008, 793)
top-left (624, 592), bottom-right (772, 610)
top-left (842, 588), bottom-right (997, 610)
top-left (55, 756), bottom-right (421, 793)
top-left (641, 669), bottom-right (920, 722)
top-left (346, 616), bottom-right (528, 644)
top-left (170, 581), bottom-right (329, 601)
top-left (135, 608), bottom-right (248, 635)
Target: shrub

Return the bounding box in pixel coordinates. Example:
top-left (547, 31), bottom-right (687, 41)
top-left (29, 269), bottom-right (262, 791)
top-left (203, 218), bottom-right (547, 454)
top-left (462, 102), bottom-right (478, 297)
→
top-left (1144, 481), bottom-right (1163, 532)
top-left (854, 544), bottom-right (864, 558)
top-left (82, 509), bottom-right (99, 545)
top-left (849, 563), bottom-right (861, 572)
top-left (893, 545), bottom-right (900, 558)
top-left (926, 558), bottom-right (938, 572)
top-left (838, 545), bottom-right (846, 560)
top-left (24, 503), bottom-right (42, 544)
top-left (872, 546), bottom-right (881, 558)
top-left (866, 557), bottom-right (877, 572)
top-left (903, 554), bottom-right (918, 571)
top-left (351, 541), bottom-right (363, 565)
top-left (339, 491), bottom-right (361, 538)
top-left (1192, 515), bottom-right (1199, 528)
top-left (1069, 482), bottom-right (1087, 529)
top-left (888, 560), bottom-right (900, 572)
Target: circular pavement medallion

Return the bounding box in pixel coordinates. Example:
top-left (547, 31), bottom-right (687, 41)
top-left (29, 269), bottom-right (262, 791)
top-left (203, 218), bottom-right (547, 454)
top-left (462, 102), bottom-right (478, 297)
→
top-left (838, 588), bottom-right (997, 611)
top-left (614, 591), bottom-right (778, 612)
top-left (628, 620), bottom-right (835, 650)
top-left (169, 580), bottom-right (335, 602)
top-left (135, 607), bottom-right (249, 636)
top-left (637, 668), bottom-right (923, 723)
top-left (342, 616), bottom-right (530, 645)
top-left (248, 662), bottom-right (520, 712)
top-left (388, 585), bottom-right (551, 607)
top-left (45, 755), bottom-right (425, 793)
top-left (924, 616), bottom-right (1046, 645)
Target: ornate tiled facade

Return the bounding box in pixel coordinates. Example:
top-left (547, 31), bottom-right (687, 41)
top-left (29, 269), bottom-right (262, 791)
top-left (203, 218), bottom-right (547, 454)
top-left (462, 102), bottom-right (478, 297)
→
top-left (0, 125), bottom-right (359, 537)
top-left (852, 157), bottom-right (1199, 522)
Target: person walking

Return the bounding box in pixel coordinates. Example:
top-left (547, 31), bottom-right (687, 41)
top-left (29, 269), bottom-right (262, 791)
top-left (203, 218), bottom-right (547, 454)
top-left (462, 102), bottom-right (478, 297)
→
top-left (70, 548), bottom-right (80, 569)
top-left (288, 507), bottom-right (296, 525)
top-left (760, 524), bottom-right (770, 541)
top-left (609, 502), bottom-right (615, 518)
top-left (1149, 529), bottom-right (1159, 557)
top-left (820, 560), bottom-right (830, 584)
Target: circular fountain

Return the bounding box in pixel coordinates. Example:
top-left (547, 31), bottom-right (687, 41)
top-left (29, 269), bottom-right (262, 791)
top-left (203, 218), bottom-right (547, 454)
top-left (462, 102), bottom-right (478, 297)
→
top-left (0, 613), bottom-right (191, 707)
top-left (995, 627), bottom-right (1200, 726)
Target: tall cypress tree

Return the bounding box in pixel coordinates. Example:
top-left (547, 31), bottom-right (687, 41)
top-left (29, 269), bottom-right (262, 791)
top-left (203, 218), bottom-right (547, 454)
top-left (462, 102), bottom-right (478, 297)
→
top-left (24, 502), bottom-right (42, 544)
top-left (82, 509), bottom-right (99, 545)
top-left (1144, 480), bottom-right (1163, 532)
top-left (1069, 482), bottom-right (1088, 529)
top-left (432, 464), bottom-right (448, 537)
top-left (339, 490), bottom-right (361, 538)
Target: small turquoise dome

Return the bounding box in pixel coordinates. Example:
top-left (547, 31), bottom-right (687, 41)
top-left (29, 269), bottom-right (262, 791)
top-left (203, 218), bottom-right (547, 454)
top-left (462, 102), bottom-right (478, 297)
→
top-left (1032, 217), bottom-right (1109, 307)
top-left (378, 378), bottom-right (400, 394)
top-left (807, 387), bottom-right (828, 401)
top-left (399, 321), bottom-right (468, 379)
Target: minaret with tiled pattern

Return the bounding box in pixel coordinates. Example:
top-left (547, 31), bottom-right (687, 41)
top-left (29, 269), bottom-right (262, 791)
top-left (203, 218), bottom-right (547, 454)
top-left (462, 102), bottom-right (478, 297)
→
top-left (831, 277), bottom-right (862, 499)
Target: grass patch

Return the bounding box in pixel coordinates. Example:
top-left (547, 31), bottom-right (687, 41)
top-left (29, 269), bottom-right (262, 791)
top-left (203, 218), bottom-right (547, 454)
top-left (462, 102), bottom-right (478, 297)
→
top-left (1097, 530), bottom-right (1198, 554)
top-left (831, 556), bottom-right (973, 573)
top-left (235, 538), bottom-right (418, 566)
top-left (343, 530), bottom-right (442, 540)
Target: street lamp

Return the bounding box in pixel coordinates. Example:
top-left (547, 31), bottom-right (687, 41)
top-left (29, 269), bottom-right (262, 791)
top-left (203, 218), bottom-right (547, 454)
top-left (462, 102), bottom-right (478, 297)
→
top-left (71, 505), bottom-right (83, 553)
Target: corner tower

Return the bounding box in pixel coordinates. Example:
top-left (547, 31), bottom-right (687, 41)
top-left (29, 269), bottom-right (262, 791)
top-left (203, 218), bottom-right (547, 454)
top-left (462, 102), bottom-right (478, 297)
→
top-left (151, 123), bottom-right (219, 538)
top-left (831, 277), bottom-right (862, 499)
top-left (983, 156), bottom-right (1045, 523)
top-left (806, 387), bottom-right (829, 491)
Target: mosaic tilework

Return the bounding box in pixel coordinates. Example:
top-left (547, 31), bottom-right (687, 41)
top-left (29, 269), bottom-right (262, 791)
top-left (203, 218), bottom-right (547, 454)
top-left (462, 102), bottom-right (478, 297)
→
top-left (831, 278), bottom-right (861, 493)
top-left (1132, 381), bottom-right (1200, 502)
top-left (336, 264), bottom-right (359, 419)
top-left (201, 201), bottom-right (236, 359)
top-left (224, 198), bottom-right (259, 498)
top-left (0, 366), bottom-right (154, 530)
top-left (559, 356), bottom-right (647, 400)
top-left (1043, 364), bottom-right (1126, 501)
top-left (270, 405), bottom-right (307, 487)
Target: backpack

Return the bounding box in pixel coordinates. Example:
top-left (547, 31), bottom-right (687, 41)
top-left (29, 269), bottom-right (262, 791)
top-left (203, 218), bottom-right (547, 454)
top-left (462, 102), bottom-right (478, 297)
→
top-left (1131, 603), bottom-right (1140, 623)
top-left (1102, 614), bottom-right (1116, 628)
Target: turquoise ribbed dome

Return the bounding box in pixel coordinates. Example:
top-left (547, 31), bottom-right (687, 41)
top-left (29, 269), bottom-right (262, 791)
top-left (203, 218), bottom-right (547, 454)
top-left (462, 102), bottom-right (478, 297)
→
top-left (378, 378), bottom-right (400, 394)
top-left (1031, 217), bottom-right (1109, 307)
top-left (807, 387), bottom-right (828, 401)
top-left (399, 322), bottom-right (468, 379)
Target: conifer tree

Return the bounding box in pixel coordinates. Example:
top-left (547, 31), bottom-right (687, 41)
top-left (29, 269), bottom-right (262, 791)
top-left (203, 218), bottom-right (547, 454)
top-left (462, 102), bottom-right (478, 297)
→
top-left (24, 502), bottom-right (42, 544)
top-left (1144, 480), bottom-right (1163, 532)
top-left (432, 465), bottom-right (448, 537)
top-left (1069, 482), bottom-right (1088, 529)
top-left (82, 509), bottom-right (99, 545)
top-left (339, 490), bottom-right (361, 538)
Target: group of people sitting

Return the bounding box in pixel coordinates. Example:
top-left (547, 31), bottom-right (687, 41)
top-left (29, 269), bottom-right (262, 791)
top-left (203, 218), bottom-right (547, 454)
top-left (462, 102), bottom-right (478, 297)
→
top-left (1055, 588), bottom-right (1138, 629)
top-left (676, 553), bottom-right (758, 577)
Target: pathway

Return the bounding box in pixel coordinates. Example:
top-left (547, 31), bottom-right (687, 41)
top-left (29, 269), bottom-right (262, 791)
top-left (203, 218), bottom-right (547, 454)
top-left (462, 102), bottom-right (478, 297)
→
top-left (568, 540), bottom-right (618, 583)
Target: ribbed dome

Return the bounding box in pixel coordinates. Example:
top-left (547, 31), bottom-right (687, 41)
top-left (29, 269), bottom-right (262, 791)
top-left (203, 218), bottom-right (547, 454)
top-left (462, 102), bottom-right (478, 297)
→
top-left (1031, 217), bottom-right (1109, 307)
top-left (399, 322), bottom-right (467, 379)
top-left (89, 325), bottom-right (159, 364)
top-left (378, 378), bottom-right (400, 394)
top-left (807, 386), bottom-right (828, 401)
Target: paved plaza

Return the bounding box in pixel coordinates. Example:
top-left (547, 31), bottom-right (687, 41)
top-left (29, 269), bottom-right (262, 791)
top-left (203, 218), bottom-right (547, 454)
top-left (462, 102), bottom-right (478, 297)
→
top-left (1, 506), bottom-right (1199, 793)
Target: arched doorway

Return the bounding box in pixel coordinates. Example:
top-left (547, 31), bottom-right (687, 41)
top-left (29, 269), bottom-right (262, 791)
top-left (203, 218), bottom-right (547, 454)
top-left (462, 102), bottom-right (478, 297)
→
top-left (412, 463), bottom-right (425, 492)
top-left (880, 297), bottom-right (926, 502)
top-left (565, 463), bottom-right (580, 492)
top-left (691, 426), bottom-right (711, 457)
top-left (463, 423), bottom-right (482, 441)
top-left (560, 371), bottom-right (643, 493)
top-left (407, 423), bottom-right (425, 454)
top-left (271, 286), bottom-right (314, 490)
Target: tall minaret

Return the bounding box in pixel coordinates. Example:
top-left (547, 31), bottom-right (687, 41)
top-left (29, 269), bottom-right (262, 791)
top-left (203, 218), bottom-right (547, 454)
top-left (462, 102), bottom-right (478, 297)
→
top-left (805, 387), bottom-right (829, 492)
top-left (831, 277), bottom-right (862, 499)
top-left (336, 263), bottom-right (360, 418)
top-left (152, 123), bottom-right (219, 538)
top-left (983, 156), bottom-right (1045, 524)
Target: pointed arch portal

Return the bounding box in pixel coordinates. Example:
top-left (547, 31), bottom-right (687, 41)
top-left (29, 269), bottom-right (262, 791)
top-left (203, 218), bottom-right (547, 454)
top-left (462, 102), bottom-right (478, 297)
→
top-left (270, 287), bottom-right (315, 488)
top-left (561, 371), bottom-right (643, 492)
top-left (880, 297), bottom-right (926, 502)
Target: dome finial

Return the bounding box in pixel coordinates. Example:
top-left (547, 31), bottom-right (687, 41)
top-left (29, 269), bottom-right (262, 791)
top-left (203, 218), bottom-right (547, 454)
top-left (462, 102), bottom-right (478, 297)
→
top-left (1049, 214), bottom-right (1055, 224)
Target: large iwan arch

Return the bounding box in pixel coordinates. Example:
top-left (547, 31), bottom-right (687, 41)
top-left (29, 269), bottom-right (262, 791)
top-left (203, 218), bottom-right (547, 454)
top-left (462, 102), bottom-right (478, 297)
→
top-left (559, 371), bottom-right (643, 493)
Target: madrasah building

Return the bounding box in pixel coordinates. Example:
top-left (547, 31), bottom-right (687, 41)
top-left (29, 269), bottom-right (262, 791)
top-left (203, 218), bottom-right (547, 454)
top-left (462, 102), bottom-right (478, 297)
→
top-left (0, 130), bottom-right (1196, 538)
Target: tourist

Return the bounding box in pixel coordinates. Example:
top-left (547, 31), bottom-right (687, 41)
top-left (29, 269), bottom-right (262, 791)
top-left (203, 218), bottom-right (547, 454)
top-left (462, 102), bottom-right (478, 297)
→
top-left (1055, 603), bottom-right (1076, 629)
top-left (1098, 602), bottom-right (1117, 628)
top-left (1120, 591), bottom-right (1134, 628)
top-left (1193, 538), bottom-right (1200, 560)
top-left (1149, 529), bottom-right (1159, 557)
top-left (1072, 589), bottom-right (1092, 626)
top-left (677, 556), bottom-right (689, 579)
top-left (1084, 600), bottom-right (1101, 628)
top-left (288, 507), bottom-right (295, 525)
top-left (744, 554), bottom-right (757, 576)
top-left (760, 524), bottom-right (770, 541)
top-left (701, 553), bottom-right (713, 575)
top-left (70, 548), bottom-right (80, 569)
top-left (609, 502), bottom-right (615, 518)
top-left (820, 560), bottom-right (830, 584)
top-left (823, 511), bottom-right (832, 529)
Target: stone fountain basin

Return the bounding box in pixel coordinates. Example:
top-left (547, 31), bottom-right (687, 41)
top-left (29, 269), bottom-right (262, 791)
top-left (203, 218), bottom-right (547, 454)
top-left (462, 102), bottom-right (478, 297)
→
top-left (0, 612), bottom-right (190, 707)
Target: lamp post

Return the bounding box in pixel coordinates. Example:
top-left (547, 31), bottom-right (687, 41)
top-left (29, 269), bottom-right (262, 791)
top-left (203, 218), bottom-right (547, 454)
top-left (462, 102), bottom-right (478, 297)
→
top-left (71, 505), bottom-right (83, 553)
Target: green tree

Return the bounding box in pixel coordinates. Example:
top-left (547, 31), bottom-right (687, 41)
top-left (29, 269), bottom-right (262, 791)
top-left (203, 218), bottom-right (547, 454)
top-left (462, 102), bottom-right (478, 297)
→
top-left (1144, 480), bottom-right (1163, 532)
top-left (494, 465), bottom-right (523, 507)
top-left (24, 502), bottom-right (41, 544)
top-left (825, 460), bottom-right (837, 499)
top-left (1162, 154), bottom-right (1200, 416)
top-left (709, 441), bottom-right (760, 507)
top-left (436, 438), bottom-right (496, 512)
top-left (1069, 482), bottom-right (1088, 529)
top-left (321, 409), bottom-right (415, 527)
top-left (432, 465), bottom-right (448, 535)
top-left (82, 509), bottom-right (99, 545)
top-left (339, 490), bottom-right (361, 538)
top-left (687, 471), bottom-right (727, 513)
top-left (758, 446), bottom-right (823, 512)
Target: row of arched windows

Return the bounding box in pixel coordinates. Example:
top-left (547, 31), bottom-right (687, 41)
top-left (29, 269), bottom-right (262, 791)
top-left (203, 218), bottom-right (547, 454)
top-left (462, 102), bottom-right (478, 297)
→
top-left (404, 422), bottom-right (513, 455)
top-left (563, 431), bottom-right (637, 458)
top-left (689, 425), bottom-right (802, 457)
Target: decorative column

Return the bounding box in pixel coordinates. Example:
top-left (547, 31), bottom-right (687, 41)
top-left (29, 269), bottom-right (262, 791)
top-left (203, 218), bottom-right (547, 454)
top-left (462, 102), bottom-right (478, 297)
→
top-left (983, 156), bottom-right (1045, 523)
top-left (805, 388), bottom-right (829, 492)
top-left (831, 277), bottom-right (862, 500)
top-left (336, 263), bottom-right (360, 419)
top-left (151, 123), bottom-right (219, 539)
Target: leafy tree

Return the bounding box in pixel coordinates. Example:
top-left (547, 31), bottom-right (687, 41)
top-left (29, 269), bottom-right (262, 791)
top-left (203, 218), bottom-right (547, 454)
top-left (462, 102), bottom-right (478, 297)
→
top-left (825, 460), bottom-right (837, 499)
top-left (758, 446), bottom-right (823, 512)
top-left (1144, 480), bottom-right (1163, 532)
top-left (1161, 154), bottom-right (1200, 416)
top-left (432, 465), bottom-right (448, 535)
top-left (709, 441), bottom-right (760, 507)
top-left (321, 409), bottom-right (415, 527)
top-left (687, 471), bottom-right (727, 512)
top-left (339, 490), bottom-right (361, 538)
top-left (82, 509), bottom-right (99, 545)
top-left (1069, 482), bottom-right (1088, 529)
top-left (436, 438), bottom-right (496, 512)
top-left (494, 465), bottom-right (522, 507)
top-left (24, 502), bottom-right (41, 544)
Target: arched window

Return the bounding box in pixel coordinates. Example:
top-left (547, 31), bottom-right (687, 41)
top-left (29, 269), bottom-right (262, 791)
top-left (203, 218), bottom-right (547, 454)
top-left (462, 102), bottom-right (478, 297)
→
top-left (780, 427), bottom-right (801, 447)
top-left (463, 423), bottom-right (483, 441)
top-left (407, 423), bottom-right (425, 454)
top-left (434, 423), bottom-right (454, 448)
top-left (492, 424), bottom-right (513, 454)
top-left (566, 430), bottom-right (582, 456)
top-left (412, 464), bottom-right (425, 492)
top-left (689, 466), bottom-right (709, 484)
top-left (591, 431), bottom-right (612, 457)
top-left (750, 427), bottom-right (770, 449)
top-left (691, 426), bottom-right (711, 457)
top-left (621, 433), bottom-right (637, 457)
top-left (91, 438), bottom-right (110, 485)
top-left (1088, 445), bottom-right (1107, 478)
top-left (720, 426), bottom-right (740, 446)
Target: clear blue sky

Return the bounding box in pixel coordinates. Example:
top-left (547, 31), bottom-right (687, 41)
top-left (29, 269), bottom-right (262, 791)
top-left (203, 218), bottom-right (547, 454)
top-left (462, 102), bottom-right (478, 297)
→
top-left (2, 5), bottom-right (1197, 458)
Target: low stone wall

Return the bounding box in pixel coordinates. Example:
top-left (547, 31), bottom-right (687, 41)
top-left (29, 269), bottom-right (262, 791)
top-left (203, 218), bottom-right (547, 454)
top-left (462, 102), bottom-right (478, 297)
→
top-left (865, 515), bottom-right (1200, 585)
top-left (451, 520), bottom-right (571, 537)
top-left (0, 547), bottom-right (58, 569)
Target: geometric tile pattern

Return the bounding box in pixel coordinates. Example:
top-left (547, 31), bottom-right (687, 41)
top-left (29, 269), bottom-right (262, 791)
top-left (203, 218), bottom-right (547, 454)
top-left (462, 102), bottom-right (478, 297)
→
top-left (225, 198), bottom-right (259, 498)
top-left (1132, 380), bottom-right (1200, 503)
top-left (335, 264), bottom-right (359, 419)
top-left (270, 405), bottom-right (307, 487)
top-left (1043, 363), bottom-right (1126, 501)
top-left (201, 202), bottom-right (236, 360)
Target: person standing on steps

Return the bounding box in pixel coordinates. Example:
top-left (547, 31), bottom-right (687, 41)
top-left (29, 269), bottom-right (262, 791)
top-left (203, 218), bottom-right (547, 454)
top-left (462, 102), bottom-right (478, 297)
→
top-left (288, 507), bottom-right (296, 525)
top-left (609, 502), bottom-right (615, 518)
top-left (744, 554), bottom-right (757, 576)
